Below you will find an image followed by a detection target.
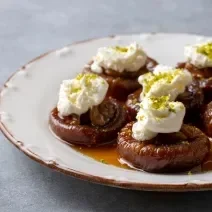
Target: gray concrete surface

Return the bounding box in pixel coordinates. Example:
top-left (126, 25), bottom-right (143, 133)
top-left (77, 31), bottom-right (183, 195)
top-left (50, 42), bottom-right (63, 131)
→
top-left (1, 0), bottom-right (212, 211)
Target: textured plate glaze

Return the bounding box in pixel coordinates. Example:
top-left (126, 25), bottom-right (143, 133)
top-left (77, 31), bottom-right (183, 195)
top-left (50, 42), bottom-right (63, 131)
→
top-left (1, 33), bottom-right (212, 192)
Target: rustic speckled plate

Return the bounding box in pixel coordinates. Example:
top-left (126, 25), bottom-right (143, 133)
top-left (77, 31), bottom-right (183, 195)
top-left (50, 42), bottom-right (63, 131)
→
top-left (1, 33), bottom-right (212, 192)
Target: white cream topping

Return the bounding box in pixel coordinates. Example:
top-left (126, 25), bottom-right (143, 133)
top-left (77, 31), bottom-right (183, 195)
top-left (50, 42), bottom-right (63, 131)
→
top-left (184, 41), bottom-right (212, 68)
top-left (138, 65), bottom-right (192, 101)
top-left (91, 42), bottom-right (147, 73)
top-left (132, 120), bottom-right (158, 141)
top-left (90, 62), bottom-right (102, 73)
top-left (57, 73), bottom-right (108, 116)
top-left (132, 65), bottom-right (191, 141)
top-left (132, 96), bottom-right (185, 141)
top-left (153, 64), bottom-right (173, 74)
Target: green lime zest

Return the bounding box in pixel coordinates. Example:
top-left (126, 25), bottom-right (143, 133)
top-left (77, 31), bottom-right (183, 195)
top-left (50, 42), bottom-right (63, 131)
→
top-left (169, 108), bottom-right (176, 113)
top-left (72, 87), bottom-right (81, 93)
top-left (112, 46), bottom-right (128, 53)
top-left (197, 42), bottom-right (212, 59)
top-left (149, 95), bottom-right (170, 110)
top-left (76, 73), bottom-right (84, 80)
top-left (76, 73), bottom-right (99, 88)
top-left (84, 73), bottom-right (98, 87)
top-left (169, 103), bottom-right (176, 113)
top-left (142, 69), bottom-right (182, 95)
top-left (100, 159), bottom-right (107, 164)
top-left (137, 114), bottom-right (144, 121)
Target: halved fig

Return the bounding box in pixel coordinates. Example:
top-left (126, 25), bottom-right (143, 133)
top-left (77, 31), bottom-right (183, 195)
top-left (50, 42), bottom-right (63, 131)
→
top-left (202, 101), bottom-right (212, 137)
top-left (49, 98), bottom-right (128, 147)
top-left (117, 122), bottom-right (210, 173)
top-left (84, 57), bottom-right (157, 101)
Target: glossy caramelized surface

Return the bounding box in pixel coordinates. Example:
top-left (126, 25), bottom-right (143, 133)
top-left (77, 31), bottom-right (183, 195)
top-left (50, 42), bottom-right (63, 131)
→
top-left (49, 97), bottom-right (128, 146)
top-left (73, 142), bottom-right (212, 172)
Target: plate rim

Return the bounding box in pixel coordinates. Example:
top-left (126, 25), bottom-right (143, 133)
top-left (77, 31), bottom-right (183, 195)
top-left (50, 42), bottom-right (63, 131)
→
top-left (1, 32), bottom-right (212, 192)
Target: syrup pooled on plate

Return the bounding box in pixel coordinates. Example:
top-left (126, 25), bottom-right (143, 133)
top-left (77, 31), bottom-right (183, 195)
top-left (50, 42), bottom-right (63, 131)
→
top-left (73, 141), bottom-right (212, 173)
top-left (73, 144), bottom-right (130, 169)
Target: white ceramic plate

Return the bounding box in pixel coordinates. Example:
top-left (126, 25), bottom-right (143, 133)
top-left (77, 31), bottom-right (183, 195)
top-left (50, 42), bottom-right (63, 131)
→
top-left (1, 33), bottom-right (212, 191)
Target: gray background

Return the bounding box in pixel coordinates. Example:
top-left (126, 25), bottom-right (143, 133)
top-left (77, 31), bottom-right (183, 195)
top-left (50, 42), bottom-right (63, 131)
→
top-left (1, 0), bottom-right (212, 211)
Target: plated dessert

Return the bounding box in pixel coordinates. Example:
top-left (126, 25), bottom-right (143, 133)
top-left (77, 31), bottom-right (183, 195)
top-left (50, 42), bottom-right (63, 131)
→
top-left (49, 41), bottom-right (212, 173)
top-left (3, 33), bottom-right (212, 191)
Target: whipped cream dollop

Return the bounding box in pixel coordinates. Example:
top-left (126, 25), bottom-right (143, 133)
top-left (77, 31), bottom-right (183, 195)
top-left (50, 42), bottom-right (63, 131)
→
top-left (138, 65), bottom-right (192, 101)
top-left (132, 95), bottom-right (185, 141)
top-left (132, 65), bottom-right (191, 141)
top-left (184, 41), bottom-right (212, 68)
top-left (91, 42), bottom-right (147, 73)
top-left (57, 73), bottom-right (108, 116)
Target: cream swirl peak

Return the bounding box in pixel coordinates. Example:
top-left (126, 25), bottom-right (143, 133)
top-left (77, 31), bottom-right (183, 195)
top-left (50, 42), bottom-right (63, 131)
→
top-left (138, 65), bottom-right (192, 101)
top-left (132, 95), bottom-right (185, 141)
top-left (91, 42), bottom-right (147, 73)
top-left (184, 41), bottom-right (212, 68)
top-left (57, 73), bottom-right (108, 116)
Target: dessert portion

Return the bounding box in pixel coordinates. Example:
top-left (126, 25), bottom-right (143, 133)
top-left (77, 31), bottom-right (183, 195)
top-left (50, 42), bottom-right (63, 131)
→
top-left (176, 79), bottom-right (204, 124)
top-left (139, 65), bottom-right (192, 100)
top-left (126, 65), bottom-right (202, 122)
top-left (118, 66), bottom-right (210, 172)
top-left (118, 122), bottom-right (209, 173)
top-left (49, 73), bottom-right (128, 146)
top-left (84, 43), bottom-right (158, 101)
top-left (178, 41), bottom-right (212, 78)
top-left (177, 42), bottom-right (212, 104)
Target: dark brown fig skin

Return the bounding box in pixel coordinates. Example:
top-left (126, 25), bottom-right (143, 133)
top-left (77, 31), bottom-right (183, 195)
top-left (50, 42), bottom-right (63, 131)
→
top-left (84, 57), bottom-right (157, 101)
top-left (176, 62), bottom-right (212, 79)
top-left (117, 122), bottom-right (210, 173)
top-left (125, 88), bottom-right (142, 121)
top-left (177, 62), bottom-right (212, 105)
top-left (49, 98), bottom-right (128, 147)
top-left (202, 101), bottom-right (212, 137)
top-left (127, 81), bottom-right (205, 124)
top-left (199, 77), bottom-right (212, 104)
top-left (177, 79), bottom-right (204, 124)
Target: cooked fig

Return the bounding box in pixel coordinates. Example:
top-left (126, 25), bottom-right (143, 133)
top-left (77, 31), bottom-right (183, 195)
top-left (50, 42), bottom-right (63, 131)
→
top-left (117, 122), bottom-right (210, 173)
top-left (176, 62), bottom-right (212, 79)
top-left (49, 98), bottom-right (128, 146)
top-left (177, 79), bottom-right (204, 123)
